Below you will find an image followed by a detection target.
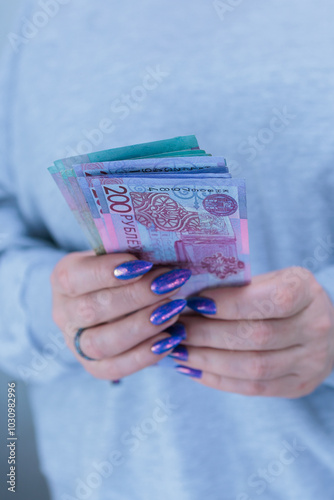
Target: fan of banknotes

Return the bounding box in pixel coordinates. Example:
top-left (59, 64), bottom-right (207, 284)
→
top-left (49, 135), bottom-right (250, 296)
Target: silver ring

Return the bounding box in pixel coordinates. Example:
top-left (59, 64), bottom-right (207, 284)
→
top-left (74, 328), bottom-right (97, 361)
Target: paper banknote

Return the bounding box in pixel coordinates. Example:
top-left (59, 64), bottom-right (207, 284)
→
top-left (81, 174), bottom-right (250, 296)
top-left (49, 136), bottom-right (250, 294)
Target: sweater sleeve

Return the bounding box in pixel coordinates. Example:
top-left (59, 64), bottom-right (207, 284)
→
top-left (0, 45), bottom-right (80, 385)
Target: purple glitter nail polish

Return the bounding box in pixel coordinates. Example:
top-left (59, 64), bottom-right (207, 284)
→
top-left (168, 345), bottom-right (188, 361)
top-left (175, 365), bottom-right (202, 378)
top-left (165, 322), bottom-right (187, 340)
top-left (114, 260), bottom-right (153, 280)
top-left (151, 334), bottom-right (185, 355)
top-left (187, 297), bottom-right (217, 315)
top-left (151, 269), bottom-right (192, 294)
top-left (150, 299), bottom-right (187, 325)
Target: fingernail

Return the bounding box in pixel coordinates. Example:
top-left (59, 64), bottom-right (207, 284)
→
top-left (168, 345), bottom-right (189, 361)
top-left (150, 299), bottom-right (187, 325)
top-left (175, 365), bottom-right (202, 378)
top-left (165, 322), bottom-right (187, 339)
top-left (151, 269), bottom-right (192, 294)
top-left (110, 379), bottom-right (121, 385)
top-left (151, 322), bottom-right (187, 355)
top-left (187, 297), bottom-right (217, 315)
top-left (114, 260), bottom-right (153, 280)
top-left (151, 334), bottom-right (185, 355)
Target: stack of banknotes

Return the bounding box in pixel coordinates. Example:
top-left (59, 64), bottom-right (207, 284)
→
top-left (49, 135), bottom-right (250, 297)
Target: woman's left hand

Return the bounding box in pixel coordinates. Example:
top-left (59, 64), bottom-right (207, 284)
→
top-left (174, 267), bottom-right (334, 398)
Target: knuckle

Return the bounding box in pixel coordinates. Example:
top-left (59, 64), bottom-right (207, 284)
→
top-left (300, 269), bottom-right (322, 302)
top-left (63, 320), bottom-right (78, 339)
top-left (245, 380), bottom-right (267, 396)
top-left (99, 288), bottom-right (119, 316)
top-left (295, 380), bottom-right (315, 398)
top-left (248, 352), bottom-right (270, 379)
top-left (76, 295), bottom-right (97, 325)
top-left (315, 313), bottom-right (332, 337)
top-left (52, 260), bottom-right (77, 297)
top-left (292, 266), bottom-right (313, 282)
top-left (122, 283), bottom-right (145, 311)
top-left (277, 288), bottom-right (296, 316)
top-left (252, 321), bottom-right (272, 348)
top-left (132, 348), bottom-right (148, 371)
top-left (92, 258), bottom-right (110, 289)
top-left (198, 349), bottom-right (210, 367)
top-left (94, 288), bottom-right (113, 308)
top-left (312, 340), bottom-right (329, 367)
top-left (196, 321), bottom-right (213, 345)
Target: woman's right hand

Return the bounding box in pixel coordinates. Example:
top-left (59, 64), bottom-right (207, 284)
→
top-left (50, 251), bottom-right (190, 380)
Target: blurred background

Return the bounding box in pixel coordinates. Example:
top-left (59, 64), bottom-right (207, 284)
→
top-left (0, 2), bottom-right (51, 499)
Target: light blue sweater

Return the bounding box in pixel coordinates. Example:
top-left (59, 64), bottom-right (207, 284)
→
top-left (1, 1), bottom-right (334, 499)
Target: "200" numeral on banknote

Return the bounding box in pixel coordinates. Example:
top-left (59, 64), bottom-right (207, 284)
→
top-left (103, 186), bottom-right (132, 213)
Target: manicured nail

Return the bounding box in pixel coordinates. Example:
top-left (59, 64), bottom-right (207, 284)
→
top-left (114, 260), bottom-right (153, 280)
top-left (151, 269), bottom-right (192, 294)
top-left (151, 334), bottom-right (185, 355)
top-left (110, 379), bottom-right (121, 385)
top-left (175, 365), bottom-right (202, 378)
top-left (165, 322), bottom-right (187, 339)
top-left (168, 345), bottom-right (188, 361)
top-left (187, 297), bottom-right (217, 315)
top-left (150, 299), bottom-right (187, 325)
top-left (151, 323), bottom-right (187, 355)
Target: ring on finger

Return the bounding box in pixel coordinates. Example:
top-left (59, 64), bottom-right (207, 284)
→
top-left (74, 328), bottom-right (97, 361)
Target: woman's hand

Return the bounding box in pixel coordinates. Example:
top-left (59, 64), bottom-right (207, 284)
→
top-left (172, 267), bottom-right (334, 398)
top-left (50, 251), bottom-right (191, 380)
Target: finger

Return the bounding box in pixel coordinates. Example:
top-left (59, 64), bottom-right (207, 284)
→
top-left (187, 372), bottom-right (302, 398)
top-left (170, 345), bottom-right (301, 380)
top-left (187, 267), bottom-right (315, 320)
top-left (181, 315), bottom-right (304, 351)
top-left (63, 267), bottom-right (190, 328)
top-left (72, 299), bottom-right (186, 360)
top-left (81, 330), bottom-right (183, 380)
top-left (51, 251), bottom-right (153, 297)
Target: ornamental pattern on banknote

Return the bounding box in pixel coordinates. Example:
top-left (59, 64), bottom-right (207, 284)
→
top-left (130, 192), bottom-right (201, 232)
top-left (173, 185), bottom-right (208, 209)
top-left (201, 254), bottom-right (245, 279)
top-left (202, 194), bottom-right (238, 216)
top-left (130, 192), bottom-right (231, 236)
